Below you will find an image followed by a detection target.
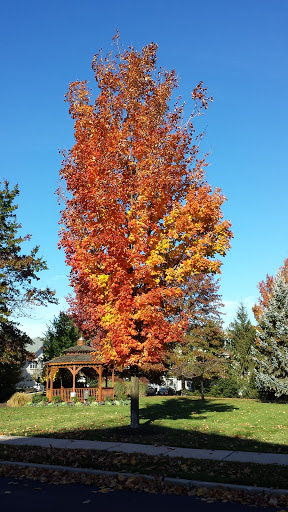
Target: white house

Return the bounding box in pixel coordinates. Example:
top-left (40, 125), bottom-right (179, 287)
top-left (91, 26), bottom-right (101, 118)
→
top-left (18, 337), bottom-right (45, 391)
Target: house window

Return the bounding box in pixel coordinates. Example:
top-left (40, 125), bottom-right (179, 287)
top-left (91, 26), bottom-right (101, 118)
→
top-left (29, 361), bottom-right (38, 369)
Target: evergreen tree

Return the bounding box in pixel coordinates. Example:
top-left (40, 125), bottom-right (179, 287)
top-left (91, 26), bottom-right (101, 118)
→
top-left (254, 272), bottom-right (288, 398)
top-left (0, 322), bottom-right (33, 401)
top-left (228, 303), bottom-right (256, 379)
top-left (0, 181), bottom-right (57, 401)
top-left (0, 181), bottom-right (57, 322)
top-left (42, 311), bottom-right (80, 361)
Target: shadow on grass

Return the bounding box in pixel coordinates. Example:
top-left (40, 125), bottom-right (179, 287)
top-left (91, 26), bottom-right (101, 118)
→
top-left (10, 397), bottom-right (285, 455)
top-left (139, 396), bottom-right (237, 422)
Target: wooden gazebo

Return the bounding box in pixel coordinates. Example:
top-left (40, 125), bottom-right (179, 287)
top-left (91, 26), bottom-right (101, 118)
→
top-left (46, 337), bottom-right (114, 402)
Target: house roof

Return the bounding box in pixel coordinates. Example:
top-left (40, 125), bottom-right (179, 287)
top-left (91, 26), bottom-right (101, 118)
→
top-left (27, 337), bottom-right (43, 355)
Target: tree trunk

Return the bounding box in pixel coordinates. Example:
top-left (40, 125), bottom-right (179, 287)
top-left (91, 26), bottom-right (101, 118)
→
top-left (130, 372), bottom-right (139, 429)
top-left (200, 378), bottom-right (205, 400)
top-left (181, 377), bottom-right (186, 395)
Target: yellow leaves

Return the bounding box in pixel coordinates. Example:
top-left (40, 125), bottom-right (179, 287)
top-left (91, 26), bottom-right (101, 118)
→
top-left (155, 236), bottom-right (171, 253)
top-left (101, 312), bottom-right (114, 325)
top-left (146, 252), bottom-right (165, 268)
top-left (97, 274), bottom-right (109, 287)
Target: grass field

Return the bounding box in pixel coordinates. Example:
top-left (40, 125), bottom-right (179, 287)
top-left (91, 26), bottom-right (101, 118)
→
top-left (0, 396), bottom-right (287, 454)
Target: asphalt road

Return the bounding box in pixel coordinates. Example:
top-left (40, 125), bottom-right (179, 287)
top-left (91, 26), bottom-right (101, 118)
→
top-left (0, 476), bottom-right (281, 512)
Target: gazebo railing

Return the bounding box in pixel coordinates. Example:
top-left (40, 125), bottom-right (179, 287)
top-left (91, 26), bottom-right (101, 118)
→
top-left (51, 387), bottom-right (114, 402)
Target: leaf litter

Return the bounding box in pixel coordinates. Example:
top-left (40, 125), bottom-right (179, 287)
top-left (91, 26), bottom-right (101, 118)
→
top-left (1, 463), bottom-right (288, 509)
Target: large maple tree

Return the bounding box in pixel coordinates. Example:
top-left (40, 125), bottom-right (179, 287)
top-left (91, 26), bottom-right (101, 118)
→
top-left (58, 36), bottom-right (233, 427)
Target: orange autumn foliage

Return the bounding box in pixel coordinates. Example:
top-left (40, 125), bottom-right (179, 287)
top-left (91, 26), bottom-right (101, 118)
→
top-left (253, 258), bottom-right (288, 322)
top-left (58, 37), bottom-right (233, 371)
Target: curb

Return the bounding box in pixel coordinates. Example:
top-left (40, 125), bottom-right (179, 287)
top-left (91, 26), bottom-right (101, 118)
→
top-left (1, 460), bottom-right (288, 497)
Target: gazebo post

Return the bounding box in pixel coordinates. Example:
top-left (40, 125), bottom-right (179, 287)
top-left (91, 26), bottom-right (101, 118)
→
top-left (46, 367), bottom-right (50, 400)
top-left (98, 366), bottom-right (102, 402)
top-left (72, 365), bottom-right (76, 393)
top-left (112, 367), bottom-right (114, 399)
top-left (50, 366), bottom-right (54, 401)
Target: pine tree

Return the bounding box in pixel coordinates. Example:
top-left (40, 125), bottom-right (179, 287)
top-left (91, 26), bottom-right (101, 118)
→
top-left (42, 312), bottom-right (80, 361)
top-left (254, 272), bottom-right (288, 398)
top-left (0, 180), bottom-right (57, 322)
top-left (228, 303), bottom-right (256, 380)
top-left (0, 181), bottom-right (58, 400)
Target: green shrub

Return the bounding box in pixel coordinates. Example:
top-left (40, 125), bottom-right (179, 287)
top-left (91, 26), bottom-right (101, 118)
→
top-left (87, 396), bottom-right (95, 403)
top-left (32, 394), bottom-right (43, 404)
top-left (71, 396), bottom-right (80, 403)
top-left (31, 393), bottom-right (49, 404)
top-left (114, 380), bottom-right (130, 400)
top-left (52, 395), bottom-right (62, 403)
top-left (104, 395), bottom-right (113, 402)
top-left (114, 378), bottom-right (147, 399)
top-left (32, 393), bottom-right (49, 405)
top-left (7, 392), bottom-right (32, 407)
top-left (139, 380), bottom-right (148, 397)
top-left (210, 377), bottom-right (239, 398)
top-left (239, 374), bottom-right (260, 399)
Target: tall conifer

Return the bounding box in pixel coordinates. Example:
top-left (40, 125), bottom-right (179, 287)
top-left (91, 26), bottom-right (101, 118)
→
top-left (228, 303), bottom-right (256, 380)
top-left (254, 272), bottom-right (288, 398)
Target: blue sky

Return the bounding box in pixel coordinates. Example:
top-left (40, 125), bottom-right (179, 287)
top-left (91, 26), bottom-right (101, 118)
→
top-left (1, 0), bottom-right (287, 337)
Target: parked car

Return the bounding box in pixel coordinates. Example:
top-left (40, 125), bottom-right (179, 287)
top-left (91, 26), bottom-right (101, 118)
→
top-left (146, 386), bottom-right (157, 396)
top-left (168, 387), bottom-right (176, 395)
top-left (157, 387), bottom-right (169, 396)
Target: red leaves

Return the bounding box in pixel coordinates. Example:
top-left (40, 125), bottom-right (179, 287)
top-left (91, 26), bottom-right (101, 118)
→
top-left (58, 37), bottom-right (232, 370)
top-left (253, 258), bottom-right (288, 322)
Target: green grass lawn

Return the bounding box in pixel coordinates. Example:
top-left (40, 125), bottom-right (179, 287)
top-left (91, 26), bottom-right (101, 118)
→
top-left (0, 396), bottom-right (287, 454)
